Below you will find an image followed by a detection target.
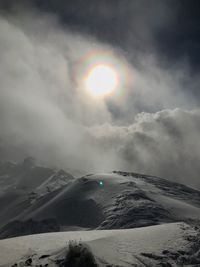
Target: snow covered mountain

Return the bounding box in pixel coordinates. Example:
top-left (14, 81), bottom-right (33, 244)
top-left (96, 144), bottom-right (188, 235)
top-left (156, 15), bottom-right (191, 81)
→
top-left (11, 171), bottom-right (200, 232)
top-left (0, 159), bottom-right (74, 230)
top-left (0, 160), bottom-right (200, 266)
top-left (0, 161), bottom-right (200, 238)
top-left (0, 158), bottom-right (74, 193)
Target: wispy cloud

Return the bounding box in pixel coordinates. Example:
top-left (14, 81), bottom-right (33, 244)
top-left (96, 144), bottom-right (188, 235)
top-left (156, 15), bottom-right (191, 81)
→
top-left (0, 8), bottom-right (200, 188)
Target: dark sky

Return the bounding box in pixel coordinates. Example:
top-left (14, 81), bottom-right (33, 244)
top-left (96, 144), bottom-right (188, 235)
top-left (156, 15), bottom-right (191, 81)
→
top-left (1, 0), bottom-right (200, 70)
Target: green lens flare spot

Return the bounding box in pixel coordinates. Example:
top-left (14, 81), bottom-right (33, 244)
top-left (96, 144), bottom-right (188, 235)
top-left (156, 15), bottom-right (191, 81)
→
top-left (99, 181), bottom-right (104, 187)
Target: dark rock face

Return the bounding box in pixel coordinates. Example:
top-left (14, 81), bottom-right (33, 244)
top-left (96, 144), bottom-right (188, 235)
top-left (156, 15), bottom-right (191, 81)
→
top-left (62, 241), bottom-right (98, 267)
top-left (99, 189), bottom-right (173, 229)
top-left (0, 218), bottom-right (60, 239)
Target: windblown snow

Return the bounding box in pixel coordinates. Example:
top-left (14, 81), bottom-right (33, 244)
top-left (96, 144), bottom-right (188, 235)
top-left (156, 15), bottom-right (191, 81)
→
top-left (0, 222), bottom-right (200, 266)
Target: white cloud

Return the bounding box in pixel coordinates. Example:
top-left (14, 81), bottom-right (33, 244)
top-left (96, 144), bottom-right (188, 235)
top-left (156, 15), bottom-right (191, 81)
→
top-left (89, 109), bottom-right (200, 188)
top-left (0, 11), bottom-right (200, 188)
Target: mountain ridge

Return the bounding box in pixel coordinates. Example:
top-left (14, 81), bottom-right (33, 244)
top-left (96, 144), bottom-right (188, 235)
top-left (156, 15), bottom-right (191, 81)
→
top-left (0, 160), bottom-right (199, 239)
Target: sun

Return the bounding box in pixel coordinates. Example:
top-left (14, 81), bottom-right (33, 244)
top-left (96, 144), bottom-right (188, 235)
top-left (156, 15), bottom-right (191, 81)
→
top-left (85, 64), bottom-right (118, 97)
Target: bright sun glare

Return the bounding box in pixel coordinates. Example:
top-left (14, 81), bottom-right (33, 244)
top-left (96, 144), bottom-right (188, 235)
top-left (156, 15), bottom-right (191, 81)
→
top-left (85, 64), bottom-right (118, 97)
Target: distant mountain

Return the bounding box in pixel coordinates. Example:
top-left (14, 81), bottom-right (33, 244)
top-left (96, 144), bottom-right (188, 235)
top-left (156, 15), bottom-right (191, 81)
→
top-left (0, 159), bottom-right (74, 228)
top-left (0, 158), bottom-right (74, 193)
top-left (0, 161), bottom-right (200, 238)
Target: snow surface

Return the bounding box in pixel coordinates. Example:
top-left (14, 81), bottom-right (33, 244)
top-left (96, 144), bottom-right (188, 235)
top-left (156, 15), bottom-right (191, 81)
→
top-left (0, 170), bottom-right (200, 238)
top-left (0, 222), bottom-right (197, 267)
top-left (1, 165), bottom-right (200, 266)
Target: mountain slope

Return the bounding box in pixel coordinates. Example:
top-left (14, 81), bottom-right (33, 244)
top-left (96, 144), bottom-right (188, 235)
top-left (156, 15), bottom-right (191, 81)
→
top-left (0, 158), bottom-right (74, 193)
top-left (0, 222), bottom-right (200, 267)
top-left (0, 159), bottom-right (74, 228)
top-left (1, 164), bottom-right (200, 266)
top-left (18, 172), bottom-right (200, 227)
top-left (1, 168), bottom-right (200, 239)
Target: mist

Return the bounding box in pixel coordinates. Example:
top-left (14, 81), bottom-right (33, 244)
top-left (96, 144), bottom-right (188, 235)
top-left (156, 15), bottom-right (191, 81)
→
top-left (0, 8), bottom-right (200, 188)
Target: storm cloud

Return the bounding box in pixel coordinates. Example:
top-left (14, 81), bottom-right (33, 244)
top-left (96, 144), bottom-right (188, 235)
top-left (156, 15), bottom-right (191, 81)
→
top-left (0, 6), bottom-right (200, 188)
top-left (89, 109), bottom-right (200, 188)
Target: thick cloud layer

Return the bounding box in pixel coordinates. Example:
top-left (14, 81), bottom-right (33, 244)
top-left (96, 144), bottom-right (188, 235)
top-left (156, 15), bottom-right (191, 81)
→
top-left (0, 10), bottom-right (200, 188)
top-left (90, 109), bottom-right (200, 188)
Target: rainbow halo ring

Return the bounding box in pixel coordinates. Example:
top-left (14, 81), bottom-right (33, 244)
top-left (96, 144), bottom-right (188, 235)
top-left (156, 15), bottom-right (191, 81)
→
top-left (75, 50), bottom-right (131, 98)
